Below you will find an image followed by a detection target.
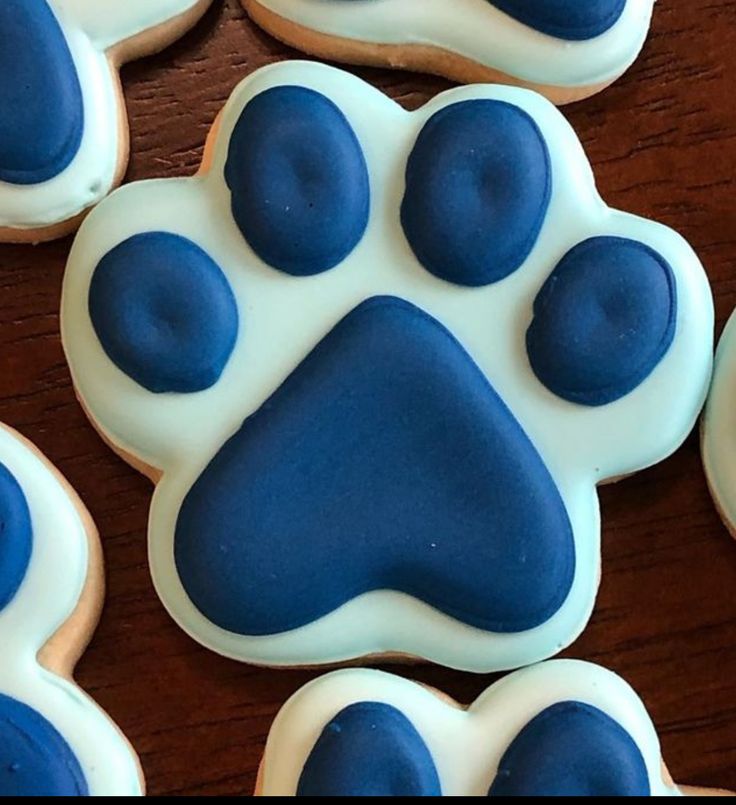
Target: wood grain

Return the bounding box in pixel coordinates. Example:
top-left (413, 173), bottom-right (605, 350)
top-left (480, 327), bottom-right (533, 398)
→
top-left (2, 0), bottom-right (736, 795)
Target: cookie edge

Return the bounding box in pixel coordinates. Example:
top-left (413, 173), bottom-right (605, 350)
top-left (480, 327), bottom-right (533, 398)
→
top-left (243, 0), bottom-right (616, 105)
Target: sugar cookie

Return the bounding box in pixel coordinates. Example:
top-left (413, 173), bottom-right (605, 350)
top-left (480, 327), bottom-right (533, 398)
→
top-left (61, 62), bottom-right (713, 672)
top-left (0, 0), bottom-right (213, 243)
top-left (257, 662), bottom-right (731, 796)
top-left (0, 424), bottom-right (143, 795)
top-left (244, 0), bottom-right (655, 104)
top-left (702, 310), bottom-right (736, 537)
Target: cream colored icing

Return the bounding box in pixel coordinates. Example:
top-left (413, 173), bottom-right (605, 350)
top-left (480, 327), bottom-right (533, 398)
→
top-left (702, 310), bottom-right (736, 534)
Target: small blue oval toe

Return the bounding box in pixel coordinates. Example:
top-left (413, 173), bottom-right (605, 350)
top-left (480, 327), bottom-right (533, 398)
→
top-left (175, 296), bottom-right (574, 637)
top-left (0, 0), bottom-right (84, 185)
top-left (488, 701), bottom-right (650, 796)
top-left (490, 0), bottom-right (627, 40)
top-left (0, 694), bottom-right (87, 796)
top-left (0, 462), bottom-right (32, 613)
top-left (526, 237), bottom-right (677, 406)
top-left (225, 86), bottom-right (370, 276)
top-left (89, 232), bottom-right (238, 394)
top-left (401, 100), bottom-right (551, 287)
top-left (298, 702), bottom-right (441, 796)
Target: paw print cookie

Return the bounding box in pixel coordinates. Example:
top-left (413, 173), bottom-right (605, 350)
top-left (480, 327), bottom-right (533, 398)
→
top-left (0, 0), bottom-right (213, 243)
top-left (243, 0), bottom-right (655, 104)
top-left (0, 424), bottom-right (143, 796)
top-left (257, 661), bottom-right (728, 796)
top-left (61, 62), bottom-right (713, 673)
top-left (702, 310), bottom-right (736, 538)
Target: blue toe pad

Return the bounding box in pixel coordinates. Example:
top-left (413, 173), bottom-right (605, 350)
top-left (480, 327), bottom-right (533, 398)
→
top-left (298, 702), bottom-right (441, 796)
top-left (0, 0), bottom-right (84, 185)
top-left (88, 232), bottom-right (239, 394)
top-left (490, 0), bottom-right (628, 40)
top-left (225, 86), bottom-right (370, 276)
top-left (0, 693), bottom-right (88, 796)
top-left (402, 100), bottom-right (551, 288)
top-left (489, 701), bottom-right (650, 796)
top-left (526, 237), bottom-right (677, 406)
top-left (0, 462), bottom-right (32, 613)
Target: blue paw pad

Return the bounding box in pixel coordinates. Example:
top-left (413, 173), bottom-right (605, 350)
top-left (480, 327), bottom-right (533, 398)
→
top-left (401, 100), bottom-right (551, 288)
top-left (0, 462), bottom-right (32, 612)
top-left (526, 237), bottom-right (677, 406)
top-left (298, 702), bottom-right (441, 797)
top-left (225, 86), bottom-right (370, 276)
top-left (489, 701), bottom-right (650, 796)
top-left (0, 693), bottom-right (87, 796)
top-left (174, 296), bottom-right (574, 636)
top-left (0, 0), bottom-right (84, 185)
top-left (88, 232), bottom-right (239, 394)
top-left (490, 0), bottom-right (627, 40)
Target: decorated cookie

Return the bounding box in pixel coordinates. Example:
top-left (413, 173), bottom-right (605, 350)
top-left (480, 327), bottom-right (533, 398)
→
top-left (702, 310), bottom-right (736, 537)
top-left (0, 0), bottom-right (213, 243)
top-left (257, 662), bottom-right (730, 796)
top-left (0, 424), bottom-right (143, 796)
top-left (243, 0), bottom-right (656, 104)
top-left (61, 62), bottom-right (713, 673)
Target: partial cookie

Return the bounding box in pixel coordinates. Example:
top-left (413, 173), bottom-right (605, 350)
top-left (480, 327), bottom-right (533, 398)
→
top-left (702, 310), bottom-right (736, 538)
top-left (61, 62), bottom-right (713, 673)
top-left (257, 661), bottom-right (731, 796)
top-left (243, 0), bottom-right (655, 104)
top-left (0, 424), bottom-right (143, 796)
top-left (0, 0), bottom-right (213, 243)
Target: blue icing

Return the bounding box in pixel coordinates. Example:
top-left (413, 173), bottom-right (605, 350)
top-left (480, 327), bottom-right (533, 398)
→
top-left (488, 701), bottom-right (651, 796)
top-left (526, 237), bottom-right (677, 406)
top-left (175, 296), bottom-right (574, 636)
top-left (401, 100), bottom-right (551, 288)
top-left (298, 702), bottom-right (441, 796)
top-left (490, 0), bottom-right (627, 40)
top-left (225, 86), bottom-right (370, 276)
top-left (88, 232), bottom-right (239, 394)
top-left (0, 462), bottom-right (32, 613)
top-left (0, 693), bottom-right (88, 796)
top-left (0, 0), bottom-right (84, 185)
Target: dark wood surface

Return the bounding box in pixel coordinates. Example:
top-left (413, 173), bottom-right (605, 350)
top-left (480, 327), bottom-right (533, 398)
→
top-left (2, 0), bottom-right (736, 795)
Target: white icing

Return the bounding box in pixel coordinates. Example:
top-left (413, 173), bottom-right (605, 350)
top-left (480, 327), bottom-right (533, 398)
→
top-left (0, 0), bottom-right (211, 232)
top-left (0, 425), bottom-right (142, 795)
top-left (250, 0), bottom-right (655, 87)
top-left (702, 309), bottom-right (736, 533)
top-left (61, 62), bottom-right (713, 673)
top-left (56, 0), bottom-right (209, 51)
top-left (260, 661), bottom-right (682, 796)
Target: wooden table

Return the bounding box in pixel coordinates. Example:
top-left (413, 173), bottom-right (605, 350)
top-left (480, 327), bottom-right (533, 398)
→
top-left (2, 0), bottom-right (736, 795)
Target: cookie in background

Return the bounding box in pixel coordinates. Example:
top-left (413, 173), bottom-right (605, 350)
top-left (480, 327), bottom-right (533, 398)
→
top-left (0, 424), bottom-right (143, 796)
top-left (702, 310), bottom-right (736, 539)
top-left (0, 0), bottom-right (213, 243)
top-left (243, 0), bottom-right (655, 103)
top-left (257, 662), bottom-right (732, 796)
